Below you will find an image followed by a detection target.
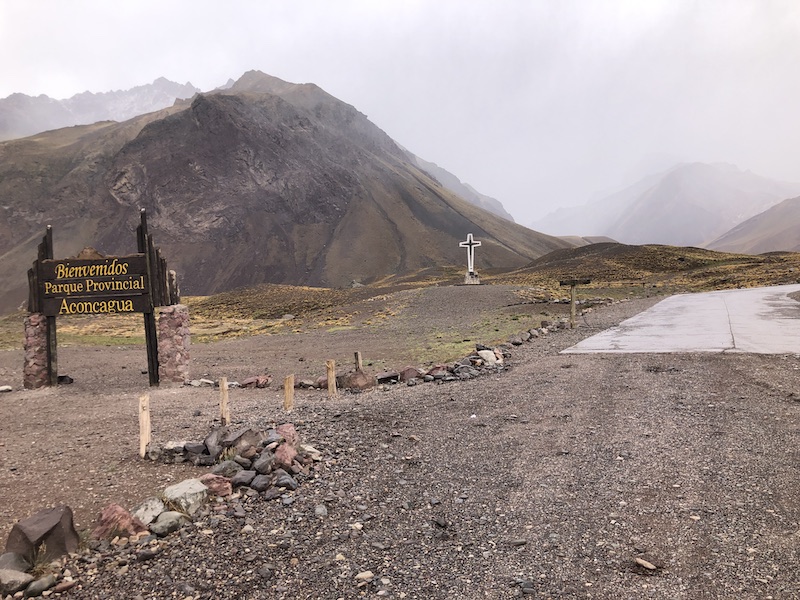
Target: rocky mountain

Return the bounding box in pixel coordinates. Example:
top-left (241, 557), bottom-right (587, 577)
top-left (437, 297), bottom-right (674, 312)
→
top-left (707, 196), bottom-right (800, 253)
top-left (0, 77), bottom-right (200, 141)
top-left (533, 163), bottom-right (800, 247)
top-left (405, 154), bottom-right (516, 222)
top-left (0, 71), bottom-right (570, 313)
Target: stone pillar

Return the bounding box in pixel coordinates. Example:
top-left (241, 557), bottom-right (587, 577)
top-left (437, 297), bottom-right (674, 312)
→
top-left (157, 304), bottom-right (191, 384)
top-left (23, 313), bottom-right (49, 389)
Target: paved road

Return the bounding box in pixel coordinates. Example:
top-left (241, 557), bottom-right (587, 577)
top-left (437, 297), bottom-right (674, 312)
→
top-left (563, 284), bottom-right (800, 354)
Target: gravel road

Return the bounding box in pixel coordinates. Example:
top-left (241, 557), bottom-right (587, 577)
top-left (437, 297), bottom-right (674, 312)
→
top-left (1, 296), bottom-right (799, 599)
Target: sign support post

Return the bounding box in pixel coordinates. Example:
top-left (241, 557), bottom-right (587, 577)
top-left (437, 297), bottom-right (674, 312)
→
top-left (137, 209), bottom-right (159, 386)
top-left (559, 278), bottom-right (592, 329)
top-left (42, 226), bottom-right (58, 386)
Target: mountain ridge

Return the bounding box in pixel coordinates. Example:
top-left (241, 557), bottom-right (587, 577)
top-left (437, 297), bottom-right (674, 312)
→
top-left (708, 195), bottom-right (800, 254)
top-left (0, 77), bottom-right (200, 141)
top-left (0, 71), bottom-right (569, 313)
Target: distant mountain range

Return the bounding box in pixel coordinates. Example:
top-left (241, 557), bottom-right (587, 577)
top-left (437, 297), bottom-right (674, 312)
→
top-left (0, 77), bottom-right (200, 141)
top-left (533, 163), bottom-right (800, 248)
top-left (0, 71), bottom-right (568, 313)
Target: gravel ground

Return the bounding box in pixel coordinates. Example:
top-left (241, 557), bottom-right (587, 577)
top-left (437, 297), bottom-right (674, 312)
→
top-left (1, 294), bottom-right (799, 599)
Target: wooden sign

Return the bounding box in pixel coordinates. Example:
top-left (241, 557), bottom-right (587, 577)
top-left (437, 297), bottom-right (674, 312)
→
top-left (560, 278), bottom-right (591, 287)
top-left (38, 255), bottom-right (151, 316)
top-left (26, 209), bottom-right (178, 387)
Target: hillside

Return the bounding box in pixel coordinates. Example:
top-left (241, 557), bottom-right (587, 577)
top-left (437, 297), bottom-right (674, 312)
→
top-left (532, 163), bottom-right (800, 246)
top-left (0, 77), bottom-right (200, 141)
top-left (0, 71), bottom-right (570, 313)
top-left (707, 196), bottom-right (800, 254)
top-left (406, 153), bottom-right (516, 222)
top-left (490, 242), bottom-right (800, 296)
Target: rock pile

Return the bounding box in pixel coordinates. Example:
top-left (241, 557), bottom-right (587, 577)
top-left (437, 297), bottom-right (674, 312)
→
top-left (182, 318), bottom-right (582, 395)
top-left (1, 423), bottom-right (318, 598)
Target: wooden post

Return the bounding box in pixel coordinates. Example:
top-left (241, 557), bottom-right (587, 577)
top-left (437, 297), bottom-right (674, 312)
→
top-left (138, 394), bottom-right (151, 459)
top-left (326, 360), bottom-right (338, 398)
top-left (219, 376), bottom-right (230, 426)
top-left (137, 209), bottom-right (160, 387)
top-left (42, 226), bottom-right (58, 386)
top-left (560, 278), bottom-right (591, 330)
top-left (354, 351), bottom-right (363, 371)
top-left (570, 284), bottom-right (577, 329)
top-left (284, 375), bottom-right (295, 412)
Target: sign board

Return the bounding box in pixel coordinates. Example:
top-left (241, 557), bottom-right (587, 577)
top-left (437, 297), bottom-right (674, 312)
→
top-left (38, 255), bottom-right (151, 316)
top-left (25, 209), bottom-right (178, 387)
top-left (560, 278), bottom-right (592, 287)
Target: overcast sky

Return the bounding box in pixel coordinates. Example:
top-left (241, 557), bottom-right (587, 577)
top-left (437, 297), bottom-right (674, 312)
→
top-left (2, 0), bottom-right (800, 225)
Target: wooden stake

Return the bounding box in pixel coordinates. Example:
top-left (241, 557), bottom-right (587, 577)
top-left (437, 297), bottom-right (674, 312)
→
top-left (570, 284), bottom-right (577, 329)
top-left (326, 360), bottom-right (338, 398)
top-left (284, 375), bottom-right (295, 412)
top-left (138, 394), bottom-right (151, 459)
top-left (354, 351), bottom-right (363, 371)
top-left (219, 376), bottom-right (230, 426)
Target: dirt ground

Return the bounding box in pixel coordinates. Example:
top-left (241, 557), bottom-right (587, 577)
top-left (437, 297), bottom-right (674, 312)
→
top-left (1, 287), bottom-right (799, 599)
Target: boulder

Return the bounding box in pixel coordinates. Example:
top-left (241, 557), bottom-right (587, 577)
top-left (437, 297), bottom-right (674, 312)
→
top-left (132, 498), bottom-right (166, 526)
top-left (0, 568), bottom-right (34, 596)
top-left (338, 369), bottom-right (376, 391)
top-left (222, 427), bottom-right (264, 454)
top-left (252, 453), bottom-right (275, 474)
top-left (274, 470), bottom-right (298, 490)
top-left (184, 442), bottom-right (206, 455)
top-left (4, 506), bottom-right (79, 563)
top-left (91, 504), bottom-right (148, 540)
top-left (240, 375), bottom-right (272, 388)
top-left (250, 474), bottom-right (273, 493)
top-left (274, 444), bottom-right (298, 470)
top-left (398, 366), bottom-right (423, 382)
top-left (375, 371), bottom-right (399, 384)
top-left (203, 428), bottom-right (228, 460)
top-left (198, 473), bottom-right (232, 497)
top-left (275, 423), bottom-right (300, 447)
top-left (211, 460), bottom-right (243, 478)
top-left (149, 511), bottom-right (189, 537)
top-left (477, 350), bottom-right (498, 365)
top-left (24, 573), bottom-right (57, 597)
top-left (230, 470), bottom-right (257, 488)
top-left (426, 365), bottom-right (449, 379)
top-left (162, 479), bottom-right (208, 516)
top-left (0, 553), bottom-right (30, 573)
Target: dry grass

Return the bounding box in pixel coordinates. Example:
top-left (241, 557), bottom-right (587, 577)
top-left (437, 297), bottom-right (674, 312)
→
top-left (3, 245), bottom-right (800, 352)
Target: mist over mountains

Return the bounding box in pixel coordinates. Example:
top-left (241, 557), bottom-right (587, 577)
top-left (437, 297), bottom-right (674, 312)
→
top-left (0, 71), bottom-right (568, 313)
top-left (534, 163), bottom-right (800, 248)
top-left (0, 77), bottom-right (200, 141)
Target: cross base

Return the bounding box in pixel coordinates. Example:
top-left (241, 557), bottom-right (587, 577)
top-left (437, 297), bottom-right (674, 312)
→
top-left (463, 271), bottom-right (481, 285)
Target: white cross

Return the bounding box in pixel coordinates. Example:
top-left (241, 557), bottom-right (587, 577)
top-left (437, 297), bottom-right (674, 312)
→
top-left (459, 233), bottom-right (481, 274)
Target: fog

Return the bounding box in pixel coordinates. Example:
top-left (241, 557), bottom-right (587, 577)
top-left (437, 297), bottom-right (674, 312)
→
top-left (2, 0), bottom-right (799, 224)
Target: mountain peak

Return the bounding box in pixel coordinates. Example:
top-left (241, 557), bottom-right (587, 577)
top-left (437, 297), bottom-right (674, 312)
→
top-left (230, 71), bottom-right (298, 95)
